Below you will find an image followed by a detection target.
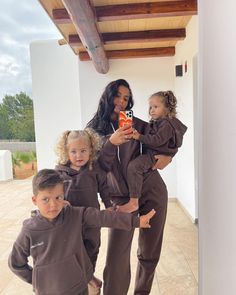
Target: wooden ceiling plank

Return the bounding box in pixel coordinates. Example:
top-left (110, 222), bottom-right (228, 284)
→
top-left (96, 0), bottom-right (198, 21)
top-left (61, 0), bottom-right (109, 73)
top-left (52, 0), bottom-right (197, 23)
top-left (102, 28), bottom-right (186, 43)
top-left (68, 28), bottom-right (185, 46)
top-left (79, 47), bottom-right (175, 60)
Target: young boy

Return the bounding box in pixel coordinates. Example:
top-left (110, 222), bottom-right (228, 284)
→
top-left (8, 169), bottom-right (155, 295)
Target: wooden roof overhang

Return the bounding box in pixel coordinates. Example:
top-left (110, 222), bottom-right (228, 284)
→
top-left (38, 0), bottom-right (198, 73)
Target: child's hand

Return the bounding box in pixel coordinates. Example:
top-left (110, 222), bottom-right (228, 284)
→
top-left (152, 155), bottom-right (172, 170)
top-left (132, 129), bottom-right (140, 140)
top-left (140, 209), bottom-right (156, 228)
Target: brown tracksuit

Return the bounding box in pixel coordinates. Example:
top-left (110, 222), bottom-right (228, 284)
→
top-left (8, 206), bottom-right (139, 295)
top-left (95, 116), bottom-right (170, 295)
top-left (55, 162), bottom-right (112, 270)
top-left (127, 117), bottom-right (187, 198)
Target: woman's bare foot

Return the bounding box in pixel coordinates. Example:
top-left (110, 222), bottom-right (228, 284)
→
top-left (117, 198), bottom-right (139, 213)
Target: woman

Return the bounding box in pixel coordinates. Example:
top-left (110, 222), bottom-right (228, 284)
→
top-left (87, 79), bottom-right (171, 295)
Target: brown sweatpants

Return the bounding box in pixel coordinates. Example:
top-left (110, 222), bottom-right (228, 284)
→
top-left (127, 153), bottom-right (154, 198)
top-left (103, 170), bottom-right (168, 295)
top-left (83, 227), bottom-right (101, 271)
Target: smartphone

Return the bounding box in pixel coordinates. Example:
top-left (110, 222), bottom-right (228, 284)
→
top-left (119, 110), bottom-right (133, 128)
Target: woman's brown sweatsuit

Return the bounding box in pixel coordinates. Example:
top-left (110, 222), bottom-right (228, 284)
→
top-left (98, 117), bottom-right (168, 295)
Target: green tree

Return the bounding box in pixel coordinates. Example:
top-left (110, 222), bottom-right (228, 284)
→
top-left (0, 105), bottom-right (12, 139)
top-left (0, 92), bottom-right (35, 141)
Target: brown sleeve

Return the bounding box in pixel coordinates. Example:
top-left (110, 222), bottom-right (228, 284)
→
top-left (8, 229), bottom-right (32, 284)
top-left (96, 164), bottom-right (113, 208)
top-left (98, 139), bottom-right (117, 172)
top-left (82, 207), bottom-right (140, 230)
top-left (139, 120), bottom-right (174, 150)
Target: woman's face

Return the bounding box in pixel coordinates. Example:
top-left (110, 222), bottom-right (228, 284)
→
top-left (113, 85), bottom-right (130, 114)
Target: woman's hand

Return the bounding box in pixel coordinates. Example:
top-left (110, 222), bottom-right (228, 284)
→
top-left (117, 198), bottom-right (139, 213)
top-left (152, 155), bottom-right (172, 170)
top-left (109, 124), bottom-right (133, 146)
top-left (132, 129), bottom-right (140, 140)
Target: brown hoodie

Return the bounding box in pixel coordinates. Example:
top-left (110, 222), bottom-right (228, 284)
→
top-left (139, 117), bottom-right (188, 157)
top-left (55, 161), bottom-right (112, 209)
top-left (8, 206), bottom-right (139, 295)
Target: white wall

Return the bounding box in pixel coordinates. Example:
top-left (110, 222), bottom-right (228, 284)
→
top-left (30, 40), bottom-right (81, 169)
top-left (78, 57), bottom-right (178, 197)
top-left (199, 0), bottom-right (236, 294)
top-left (30, 41), bottom-right (179, 196)
top-left (174, 16), bottom-right (198, 219)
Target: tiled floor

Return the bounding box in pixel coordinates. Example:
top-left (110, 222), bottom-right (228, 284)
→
top-left (0, 178), bottom-right (198, 295)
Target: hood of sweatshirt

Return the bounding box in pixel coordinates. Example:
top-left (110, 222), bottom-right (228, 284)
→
top-left (167, 117), bottom-right (187, 147)
top-left (55, 164), bottom-right (83, 176)
top-left (23, 208), bottom-right (66, 231)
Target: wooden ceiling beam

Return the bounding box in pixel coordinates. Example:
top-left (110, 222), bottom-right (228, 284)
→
top-left (79, 47), bottom-right (175, 60)
top-left (52, 8), bottom-right (71, 24)
top-left (96, 0), bottom-right (197, 21)
top-left (102, 28), bottom-right (186, 44)
top-left (68, 28), bottom-right (185, 47)
top-left (61, 0), bottom-right (109, 74)
top-left (53, 0), bottom-right (197, 23)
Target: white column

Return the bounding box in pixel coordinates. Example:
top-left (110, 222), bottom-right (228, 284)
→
top-left (199, 0), bottom-right (236, 294)
top-left (30, 40), bottom-right (82, 169)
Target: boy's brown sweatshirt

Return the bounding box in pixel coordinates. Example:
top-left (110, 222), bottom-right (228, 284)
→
top-left (55, 162), bottom-right (112, 208)
top-left (8, 206), bottom-right (139, 295)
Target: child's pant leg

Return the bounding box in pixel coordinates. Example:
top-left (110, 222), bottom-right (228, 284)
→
top-left (83, 227), bottom-right (101, 271)
top-left (127, 154), bottom-right (154, 198)
top-left (103, 227), bottom-right (135, 295)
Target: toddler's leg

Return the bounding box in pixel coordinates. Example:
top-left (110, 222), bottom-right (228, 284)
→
top-left (127, 154), bottom-right (154, 199)
top-left (118, 154), bottom-right (153, 213)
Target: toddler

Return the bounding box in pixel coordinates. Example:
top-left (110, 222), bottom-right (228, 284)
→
top-left (119, 91), bottom-right (187, 213)
top-left (55, 129), bottom-right (112, 292)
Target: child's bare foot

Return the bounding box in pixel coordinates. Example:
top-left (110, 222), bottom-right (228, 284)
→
top-left (89, 275), bottom-right (102, 288)
top-left (117, 198), bottom-right (139, 213)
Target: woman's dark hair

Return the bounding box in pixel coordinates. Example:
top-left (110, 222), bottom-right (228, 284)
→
top-left (87, 79), bottom-right (134, 135)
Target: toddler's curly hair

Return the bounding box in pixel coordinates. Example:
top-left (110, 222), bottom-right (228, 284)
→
top-left (150, 90), bottom-right (177, 118)
top-left (55, 128), bottom-right (102, 170)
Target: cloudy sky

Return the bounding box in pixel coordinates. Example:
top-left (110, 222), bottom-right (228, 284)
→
top-left (0, 0), bottom-right (62, 101)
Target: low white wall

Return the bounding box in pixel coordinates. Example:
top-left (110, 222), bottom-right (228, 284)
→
top-left (0, 142), bottom-right (36, 152)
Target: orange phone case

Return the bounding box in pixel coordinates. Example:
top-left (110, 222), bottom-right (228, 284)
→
top-left (119, 110), bottom-right (133, 128)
